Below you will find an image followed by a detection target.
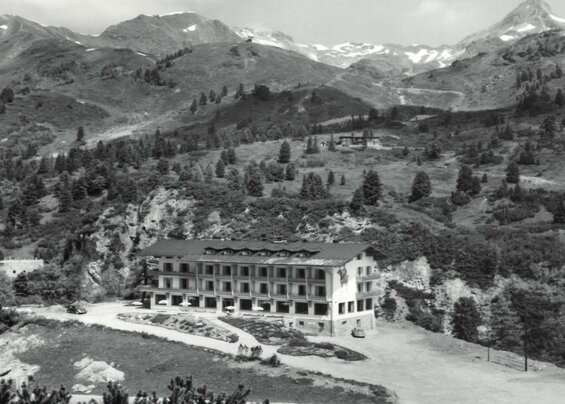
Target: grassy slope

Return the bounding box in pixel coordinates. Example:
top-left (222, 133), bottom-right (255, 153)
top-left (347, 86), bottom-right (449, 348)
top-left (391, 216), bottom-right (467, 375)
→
top-left (17, 322), bottom-right (390, 404)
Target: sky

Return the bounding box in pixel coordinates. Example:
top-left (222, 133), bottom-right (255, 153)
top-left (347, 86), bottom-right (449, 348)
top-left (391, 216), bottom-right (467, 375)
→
top-left (3, 0), bottom-right (565, 46)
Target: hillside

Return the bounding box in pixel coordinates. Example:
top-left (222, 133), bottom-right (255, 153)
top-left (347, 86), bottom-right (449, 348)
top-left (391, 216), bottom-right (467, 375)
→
top-left (396, 29), bottom-right (565, 110)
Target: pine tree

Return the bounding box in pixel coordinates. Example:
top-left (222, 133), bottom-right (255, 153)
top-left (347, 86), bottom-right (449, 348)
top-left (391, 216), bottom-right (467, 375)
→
top-left (246, 171), bottom-right (263, 196)
top-left (284, 163), bottom-right (295, 181)
top-left (362, 170), bottom-right (382, 206)
top-left (215, 159), bottom-right (225, 178)
top-left (456, 165), bottom-right (474, 194)
top-left (227, 168), bottom-right (243, 191)
top-left (199, 92), bottom-right (207, 105)
top-left (327, 170), bottom-right (335, 188)
top-left (226, 147), bottom-right (237, 165)
top-left (209, 89), bottom-right (216, 103)
top-left (506, 162), bottom-right (520, 184)
top-left (481, 173), bottom-right (488, 183)
top-left (156, 159), bottom-right (169, 174)
top-left (340, 174), bottom-right (346, 186)
top-left (190, 98), bottom-right (198, 114)
top-left (451, 297), bottom-right (482, 343)
top-left (350, 187), bottom-right (365, 214)
top-left (409, 171), bottom-right (432, 202)
top-left (58, 187), bottom-right (73, 212)
top-left (222, 85), bottom-right (228, 97)
top-left (13, 273), bottom-right (30, 297)
top-left (278, 140), bottom-right (291, 163)
top-left (470, 176), bottom-right (482, 196)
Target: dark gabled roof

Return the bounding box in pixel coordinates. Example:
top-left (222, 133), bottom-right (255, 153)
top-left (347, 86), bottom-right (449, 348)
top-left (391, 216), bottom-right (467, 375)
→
top-left (139, 239), bottom-right (371, 266)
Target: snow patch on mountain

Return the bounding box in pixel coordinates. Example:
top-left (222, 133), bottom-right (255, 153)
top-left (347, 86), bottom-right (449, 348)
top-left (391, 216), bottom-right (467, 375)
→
top-left (159, 11), bottom-right (195, 17)
top-left (500, 34), bottom-right (515, 41)
top-left (0, 25), bottom-right (7, 30)
top-left (517, 23), bottom-right (536, 32)
top-left (551, 14), bottom-right (565, 23)
top-left (183, 24), bottom-right (197, 32)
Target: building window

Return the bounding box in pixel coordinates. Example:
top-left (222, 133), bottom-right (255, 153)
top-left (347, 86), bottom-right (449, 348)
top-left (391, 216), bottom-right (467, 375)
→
top-left (296, 268), bottom-right (305, 278)
top-left (357, 300), bottom-right (364, 311)
top-left (205, 249), bottom-right (214, 255)
top-left (222, 250), bottom-right (232, 255)
top-left (240, 266), bottom-right (250, 276)
top-left (357, 283), bottom-right (363, 293)
top-left (180, 263), bottom-right (189, 273)
top-left (164, 262), bottom-right (173, 272)
top-left (358, 267), bottom-right (363, 277)
top-left (366, 266), bottom-right (371, 276)
top-left (365, 298), bottom-right (373, 311)
top-left (224, 282), bottom-right (232, 292)
top-left (260, 283), bottom-right (269, 294)
top-left (206, 281), bottom-right (214, 291)
top-left (338, 303), bottom-right (345, 314)
top-left (298, 284), bottom-right (306, 296)
top-left (298, 320), bottom-right (305, 326)
top-left (223, 266), bottom-right (232, 276)
top-left (277, 267), bottom-right (287, 278)
top-left (366, 282), bottom-right (372, 292)
top-left (181, 279), bottom-right (188, 289)
top-left (205, 265), bottom-right (214, 275)
top-left (315, 270), bottom-right (326, 280)
top-left (314, 304), bottom-right (328, 316)
top-left (259, 267), bottom-right (268, 277)
top-left (316, 286), bottom-right (326, 297)
top-left (277, 284), bottom-right (287, 295)
top-left (348, 301), bottom-right (355, 313)
top-left (276, 301), bottom-right (290, 313)
top-left (241, 282), bottom-right (250, 293)
top-left (295, 302), bottom-right (309, 315)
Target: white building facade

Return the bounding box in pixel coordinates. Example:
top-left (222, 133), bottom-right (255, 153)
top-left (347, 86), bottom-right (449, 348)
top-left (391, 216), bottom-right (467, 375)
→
top-left (140, 240), bottom-right (380, 336)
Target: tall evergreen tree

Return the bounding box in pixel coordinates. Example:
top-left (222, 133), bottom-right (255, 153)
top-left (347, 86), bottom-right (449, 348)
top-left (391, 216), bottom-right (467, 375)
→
top-left (506, 162), bottom-right (520, 184)
top-left (409, 171), bottom-right (432, 202)
top-left (327, 170), bottom-right (335, 188)
top-left (350, 187), bottom-right (365, 214)
top-left (246, 171), bottom-right (263, 196)
top-left (456, 165), bottom-right (474, 194)
top-left (362, 170), bottom-right (382, 206)
top-left (13, 273), bottom-right (30, 297)
top-left (278, 140), bottom-right (291, 163)
top-left (190, 98), bottom-right (198, 114)
top-left (451, 297), bottom-right (482, 343)
top-left (215, 159), bottom-right (226, 178)
top-left (285, 163), bottom-right (296, 181)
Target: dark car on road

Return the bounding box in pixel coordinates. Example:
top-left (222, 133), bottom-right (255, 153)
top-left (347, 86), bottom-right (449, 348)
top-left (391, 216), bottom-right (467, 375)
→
top-left (351, 327), bottom-right (366, 338)
top-left (66, 304), bottom-right (87, 314)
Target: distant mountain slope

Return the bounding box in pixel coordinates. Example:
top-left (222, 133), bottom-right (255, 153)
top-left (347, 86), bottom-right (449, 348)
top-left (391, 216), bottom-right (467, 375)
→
top-left (233, 0), bottom-right (565, 74)
top-left (396, 29), bottom-right (565, 110)
top-left (98, 12), bottom-right (241, 56)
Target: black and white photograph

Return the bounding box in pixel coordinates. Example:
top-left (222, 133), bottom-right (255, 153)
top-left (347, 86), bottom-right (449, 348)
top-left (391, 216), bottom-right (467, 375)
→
top-left (1, 0), bottom-right (565, 403)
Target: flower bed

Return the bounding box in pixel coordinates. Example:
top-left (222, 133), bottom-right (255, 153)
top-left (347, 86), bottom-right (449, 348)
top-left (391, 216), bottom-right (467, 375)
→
top-left (219, 317), bottom-right (306, 345)
top-left (118, 313), bottom-right (239, 343)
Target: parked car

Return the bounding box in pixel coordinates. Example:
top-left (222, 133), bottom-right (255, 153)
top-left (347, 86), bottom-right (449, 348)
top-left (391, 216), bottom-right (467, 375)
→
top-left (66, 304), bottom-right (87, 315)
top-left (351, 327), bottom-right (366, 338)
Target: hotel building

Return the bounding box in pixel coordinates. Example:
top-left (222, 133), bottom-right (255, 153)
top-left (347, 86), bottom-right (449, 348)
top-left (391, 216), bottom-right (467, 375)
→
top-left (139, 240), bottom-right (380, 336)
